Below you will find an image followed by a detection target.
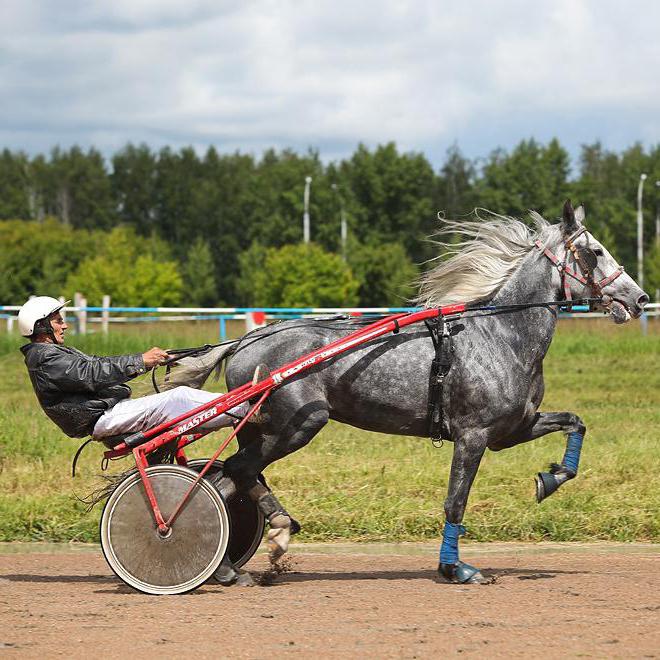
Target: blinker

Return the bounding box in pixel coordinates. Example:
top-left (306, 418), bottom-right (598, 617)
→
top-left (576, 247), bottom-right (597, 273)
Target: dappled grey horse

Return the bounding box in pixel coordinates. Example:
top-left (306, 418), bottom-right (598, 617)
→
top-left (191, 201), bottom-right (647, 584)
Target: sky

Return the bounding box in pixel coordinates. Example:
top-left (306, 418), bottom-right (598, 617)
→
top-left (1, 0), bottom-right (659, 168)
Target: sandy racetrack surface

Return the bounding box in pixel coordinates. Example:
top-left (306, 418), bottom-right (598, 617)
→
top-left (1, 544), bottom-right (658, 658)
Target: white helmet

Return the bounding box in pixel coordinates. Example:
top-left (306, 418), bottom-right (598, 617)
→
top-left (18, 296), bottom-right (70, 337)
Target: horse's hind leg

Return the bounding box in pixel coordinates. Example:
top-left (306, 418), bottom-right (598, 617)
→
top-left (220, 427), bottom-right (301, 562)
top-left (439, 433), bottom-right (489, 584)
top-left (489, 412), bottom-right (586, 503)
top-left (221, 385), bottom-right (330, 562)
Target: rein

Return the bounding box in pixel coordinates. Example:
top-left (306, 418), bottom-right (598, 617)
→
top-left (534, 226), bottom-right (624, 306)
top-left (151, 342), bottom-right (233, 393)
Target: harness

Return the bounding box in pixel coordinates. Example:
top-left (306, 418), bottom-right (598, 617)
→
top-left (534, 226), bottom-right (624, 305)
top-left (425, 315), bottom-right (451, 444)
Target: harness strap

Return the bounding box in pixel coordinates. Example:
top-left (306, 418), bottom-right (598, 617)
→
top-left (534, 234), bottom-right (625, 306)
top-left (425, 314), bottom-right (451, 442)
top-left (565, 226), bottom-right (588, 243)
top-left (563, 266), bottom-right (573, 303)
top-left (599, 267), bottom-right (625, 287)
top-left (534, 240), bottom-right (588, 287)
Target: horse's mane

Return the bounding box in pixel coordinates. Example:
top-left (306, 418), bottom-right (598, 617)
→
top-left (415, 210), bottom-right (555, 307)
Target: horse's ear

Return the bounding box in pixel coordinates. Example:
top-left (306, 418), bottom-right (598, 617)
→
top-left (562, 199), bottom-right (578, 234)
top-left (574, 204), bottom-right (585, 225)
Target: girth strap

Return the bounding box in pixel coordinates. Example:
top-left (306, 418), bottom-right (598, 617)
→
top-left (425, 314), bottom-right (452, 442)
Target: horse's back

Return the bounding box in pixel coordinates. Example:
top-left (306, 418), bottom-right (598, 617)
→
top-left (226, 320), bottom-right (434, 437)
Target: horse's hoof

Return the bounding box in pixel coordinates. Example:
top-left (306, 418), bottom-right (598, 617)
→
top-left (213, 561), bottom-right (239, 586)
top-left (536, 466), bottom-right (575, 503)
top-left (234, 571), bottom-right (255, 587)
top-left (214, 568), bottom-right (255, 587)
top-left (290, 517), bottom-right (302, 535)
top-left (536, 471), bottom-right (559, 503)
top-left (439, 561), bottom-right (486, 584)
top-left (268, 543), bottom-right (286, 562)
top-left (267, 527), bottom-right (290, 562)
top-left (212, 556), bottom-right (254, 587)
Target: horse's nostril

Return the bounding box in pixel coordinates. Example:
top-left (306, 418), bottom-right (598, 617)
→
top-left (637, 293), bottom-right (650, 309)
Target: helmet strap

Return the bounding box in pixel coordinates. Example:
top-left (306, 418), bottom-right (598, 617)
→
top-left (32, 316), bottom-right (57, 343)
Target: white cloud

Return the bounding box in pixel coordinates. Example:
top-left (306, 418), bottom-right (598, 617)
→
top-left (0, 0), bottom-right (658, 164)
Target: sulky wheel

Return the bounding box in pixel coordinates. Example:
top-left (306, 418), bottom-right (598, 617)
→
top-left (100, 465), bottom-right (230, 595)
top-left (187, 459), bottom-right (266, 569)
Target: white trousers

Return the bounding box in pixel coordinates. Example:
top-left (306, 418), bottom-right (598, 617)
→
top-left (92, 386), bottom-right (249, 440)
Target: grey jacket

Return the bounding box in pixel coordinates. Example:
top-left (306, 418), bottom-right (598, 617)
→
top-left (21, 343), bottom-right (146, 438)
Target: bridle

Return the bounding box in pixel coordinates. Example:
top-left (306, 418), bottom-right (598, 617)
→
top-left (534, 226), bottom-right (624, 305)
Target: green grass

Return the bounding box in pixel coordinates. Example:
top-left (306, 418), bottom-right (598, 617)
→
top-left (0, 319), bottom-right (658, 544)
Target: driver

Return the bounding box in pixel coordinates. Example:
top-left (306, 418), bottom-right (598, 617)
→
top-left (18, 296), bottom-right (247, 441)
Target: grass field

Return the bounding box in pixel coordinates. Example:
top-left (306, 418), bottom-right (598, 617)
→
top-left (0, 318), bottom-right (658, 544)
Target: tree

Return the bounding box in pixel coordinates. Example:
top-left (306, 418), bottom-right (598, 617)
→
top-left (66, 226), bottom-right (183, 306)
top-left (111, 143), bottom-right (158, 234)
top-left (246, 149), bottom-right (327, 248)
top-left (153, 146), bottom-right (202, 249)
top-left (185, 149), bottom-right (256, 305)
top-left (238, 243), bottom-right (359, 307)
top-left (0, 150), bottom-right (31, 219)
top-left (183, 238), bottom-right (217, 306)
top-left (435, 144), bottom-right (476, 218)
top-left (340, 143), bottom-right (436, 263)
top-left (0, 218), bottom-right (97, 304)
top-left (45, 146), bottom-right (115, 229)
top-left (476, 138), bottom-right (570, 218)
top-left (2, 138), bottom-right (659, 310)
top-left (349, 241), bottom-right (418, 306)
top-left (571, 141), bottom-right (656, 273)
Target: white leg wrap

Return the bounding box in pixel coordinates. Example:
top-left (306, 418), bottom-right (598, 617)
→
top-left (267, 514), bottom-right (291, 560)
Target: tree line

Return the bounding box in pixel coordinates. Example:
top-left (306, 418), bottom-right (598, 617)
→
top-left (1, 139), bottom-right (659, 307)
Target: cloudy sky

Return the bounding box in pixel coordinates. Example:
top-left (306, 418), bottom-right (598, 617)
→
top-left (2, 0), bottom-right (658, 166)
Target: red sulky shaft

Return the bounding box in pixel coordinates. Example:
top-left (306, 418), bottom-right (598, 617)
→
top-left (108, 305), bottom-right (465, 455)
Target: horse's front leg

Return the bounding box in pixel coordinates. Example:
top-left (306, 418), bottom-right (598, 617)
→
top-left (490, 411), bottom-right (586, 503)
top-left (439, 434), bottom-right (488, 584)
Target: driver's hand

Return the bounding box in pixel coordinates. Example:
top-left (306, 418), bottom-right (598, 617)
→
top-left (142, 347), bottom-right (169, 369)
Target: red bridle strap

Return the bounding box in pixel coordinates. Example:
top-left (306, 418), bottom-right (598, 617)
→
top-left (534, 231), bottom-right (624, 302)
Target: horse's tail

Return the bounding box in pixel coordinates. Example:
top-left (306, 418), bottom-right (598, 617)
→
top-left (158, 341), bottom-right (239, 391)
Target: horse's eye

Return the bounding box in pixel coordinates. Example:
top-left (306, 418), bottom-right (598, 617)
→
top-left (593, 248), bottom-right (604, 257)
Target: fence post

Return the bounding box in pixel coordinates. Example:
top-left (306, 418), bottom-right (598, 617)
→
top-left (58, 296), bottom-right (67, 322)
top-left (102, 294), bottom-right (111, 335)
top-left (79, 296), bottom-right (87, 335)
top-left (73, 292), bottom-right (81, 334)
top-left (7, 316), bottom-right (14, 333)
top-left (219, 316), bottom-right (226, 341)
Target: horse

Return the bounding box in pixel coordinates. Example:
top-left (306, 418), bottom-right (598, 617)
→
top-left (188, 200), bottom-right (648, 585)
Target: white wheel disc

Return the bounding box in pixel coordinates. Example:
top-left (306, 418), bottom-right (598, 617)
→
top-left (100, 465), bottom-right (229, 595)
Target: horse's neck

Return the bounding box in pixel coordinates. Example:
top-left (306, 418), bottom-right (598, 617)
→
top-left (488, 248), bottom-right (559, 347)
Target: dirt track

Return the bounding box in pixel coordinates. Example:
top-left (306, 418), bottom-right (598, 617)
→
top-left (1, 543), bottom-right (658, 658)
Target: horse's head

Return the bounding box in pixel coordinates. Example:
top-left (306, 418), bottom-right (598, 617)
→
top-left (556, 200), bottom-right (649, 323)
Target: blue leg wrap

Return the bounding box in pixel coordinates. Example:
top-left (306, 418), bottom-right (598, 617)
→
top-left (439, 521), bottom-right (466, 565)
top-left (562, 431), bottom-right (583, 475)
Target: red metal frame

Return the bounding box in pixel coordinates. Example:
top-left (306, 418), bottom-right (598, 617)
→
top-left (104, 305), bottom-right (465, 534)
